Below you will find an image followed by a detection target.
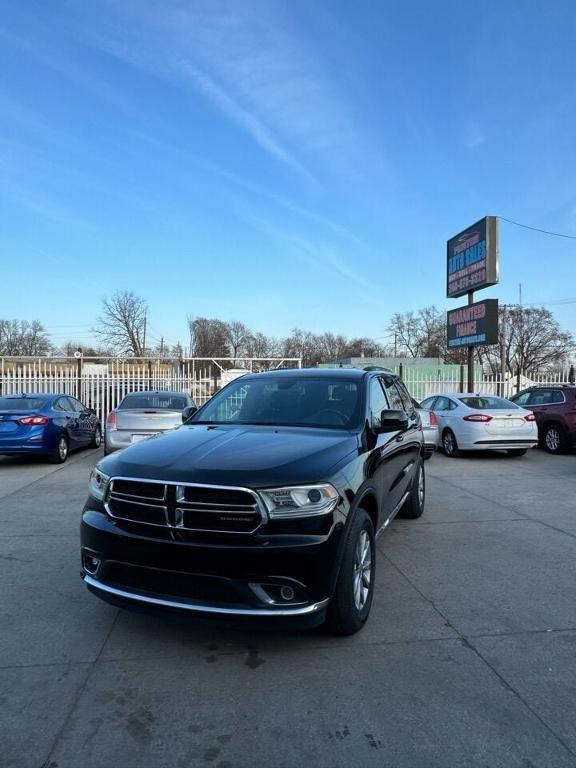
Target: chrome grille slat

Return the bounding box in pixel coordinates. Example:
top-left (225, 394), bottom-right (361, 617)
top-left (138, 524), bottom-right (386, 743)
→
top-left (106, 477), bottom-right (264, 534)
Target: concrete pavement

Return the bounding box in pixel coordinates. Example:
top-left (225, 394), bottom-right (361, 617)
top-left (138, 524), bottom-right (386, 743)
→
top-left (1, 448), bottom-right (575, 767)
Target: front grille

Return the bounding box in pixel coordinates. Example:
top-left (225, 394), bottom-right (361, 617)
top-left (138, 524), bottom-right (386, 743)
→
top-left (106, 478), bottom-right (264, 534)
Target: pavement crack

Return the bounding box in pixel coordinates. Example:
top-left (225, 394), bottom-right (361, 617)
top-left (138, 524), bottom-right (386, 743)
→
top-left (38, 607), bottom-right (121, 766)
top-left (382, 549), bottom-right (576, 762)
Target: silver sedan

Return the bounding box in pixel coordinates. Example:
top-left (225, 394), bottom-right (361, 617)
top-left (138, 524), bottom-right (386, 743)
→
top-left (419, 393), bottom-right (538, 457)
top-left (104, 391), bottom-right (196, 455)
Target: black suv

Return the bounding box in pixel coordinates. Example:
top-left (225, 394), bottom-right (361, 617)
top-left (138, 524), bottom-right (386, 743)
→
top-left (81, 369), bottom-right (424, 635)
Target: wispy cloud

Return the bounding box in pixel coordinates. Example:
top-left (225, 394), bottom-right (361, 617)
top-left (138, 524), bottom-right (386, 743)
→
top-left (84, 0), bottom-right (359, 184)
top-left (463, 123), bottom-right (486, 149)
top-left (232, 204), bottom-right (380, 303)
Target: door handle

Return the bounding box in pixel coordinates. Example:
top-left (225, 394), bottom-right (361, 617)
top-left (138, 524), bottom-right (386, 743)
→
top-left (396, 434), bottom-right (404, 442)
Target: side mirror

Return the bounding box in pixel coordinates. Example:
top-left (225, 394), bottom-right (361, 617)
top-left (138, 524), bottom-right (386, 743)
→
top-left (182, 405), bottom-right (198, 422)
top-left (87, 408), bottom-right (97, 416)
top-left (375, 409), bottom-right (409, 433)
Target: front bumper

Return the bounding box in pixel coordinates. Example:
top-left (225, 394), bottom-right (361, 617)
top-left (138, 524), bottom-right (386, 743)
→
top-left (81, 508), bottom-right (342, 623)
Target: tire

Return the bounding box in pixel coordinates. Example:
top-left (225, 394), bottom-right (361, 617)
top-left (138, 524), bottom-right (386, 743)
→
top-left (398, 458), bottom-right (425, 519)
top-left (442, 428), bottom-right (460, 457)
top-left (326, 509), bottom-right (375, 636)
top-left (50, 434), bottom-right (69, 464)
top-left (542, 423), bottom-right (568, 454)
top-left (90, 426), bottom-right (102, 449)
top-left (507, 449), bottom-right (527, 457)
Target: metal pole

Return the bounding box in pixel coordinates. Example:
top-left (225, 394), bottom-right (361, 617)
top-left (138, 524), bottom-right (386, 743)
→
top-left (467, 291), bottom-right (474, 392)
top-left (499, 305), bottom-right (506, 397)
top-left (76, 352), bottom-right (82, 399)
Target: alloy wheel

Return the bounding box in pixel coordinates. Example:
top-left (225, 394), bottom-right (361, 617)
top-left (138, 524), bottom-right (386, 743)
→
top-left (353, 529), bottom-right (372, 611)
top-left (545, 427), bottom-right (560, 452)
top-left (443, 432), bottom-right (455, 455)
top-left (94, 429), bottom-right (102, 448)
top-left (58, 437), bottom-right (68, 461)
top-left (418, 467), bottom-right (425, 508)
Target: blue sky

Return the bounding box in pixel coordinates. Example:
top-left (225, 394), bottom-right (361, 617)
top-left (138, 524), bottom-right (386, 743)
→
top-left (1, 0), bottom-right (575, 351)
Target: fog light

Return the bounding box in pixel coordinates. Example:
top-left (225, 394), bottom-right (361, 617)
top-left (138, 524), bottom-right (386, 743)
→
top-left (280, 586), bottom-right (295, 601)
top-left (82, 554), bottom-right (101, 575)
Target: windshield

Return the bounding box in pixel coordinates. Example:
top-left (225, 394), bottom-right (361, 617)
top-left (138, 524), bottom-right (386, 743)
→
top-left (195, 377), bottom-right (361, 429)
top-left (118, 393), bottom-right (188, 410)
top-left (0, 397), bottom-right (47, 411)
top-left (458, 396), bottom-right (519, 410)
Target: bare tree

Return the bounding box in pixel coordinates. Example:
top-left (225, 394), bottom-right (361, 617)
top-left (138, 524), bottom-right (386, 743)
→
top-left (225, 321), bottom-right (251, 360)
top-left (94, 291), bottom-right (148, 356)
top-left (245, 332), bottom-right (280, 358)
top-left (187, 317), bottom-right (230, 357)
top-left (0, 320), bottom-right (51, 356)
top-left (478, 306), bottom-right (574, 376)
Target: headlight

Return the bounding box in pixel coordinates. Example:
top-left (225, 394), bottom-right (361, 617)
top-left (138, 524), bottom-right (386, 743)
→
top-left (258, 484), bottom-right (339, 519)
top-left (89, 468), bottom-right (110, 501)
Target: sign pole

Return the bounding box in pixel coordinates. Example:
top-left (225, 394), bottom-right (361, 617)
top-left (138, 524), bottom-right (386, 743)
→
top-left (467, 291), bottom-right (474, 392)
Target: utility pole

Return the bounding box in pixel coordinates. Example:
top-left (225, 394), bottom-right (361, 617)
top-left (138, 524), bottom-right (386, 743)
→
top-left (142, 312), bottom-right (147, 357)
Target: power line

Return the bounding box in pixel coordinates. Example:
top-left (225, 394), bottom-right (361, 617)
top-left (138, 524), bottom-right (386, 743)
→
top-left (499, 216), bottom-right (576, 240)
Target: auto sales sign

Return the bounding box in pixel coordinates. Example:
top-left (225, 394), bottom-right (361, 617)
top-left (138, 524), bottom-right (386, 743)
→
top-left (447, 299), bottom-right (499, 348)
top-left (446, 216), bottom-right (499, 298)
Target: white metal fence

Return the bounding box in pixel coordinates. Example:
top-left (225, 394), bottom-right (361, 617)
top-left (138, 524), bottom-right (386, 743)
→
top-left (1, 357), bottom-right (572, 422)
top-left (0, 357), bottom-right (301, 424)
top-left (395, 366), bottom-right (574, 402)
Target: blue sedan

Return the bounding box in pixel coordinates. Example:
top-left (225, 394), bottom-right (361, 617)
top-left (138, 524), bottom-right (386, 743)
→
top-left (0, 393), bottom-right (102, 463)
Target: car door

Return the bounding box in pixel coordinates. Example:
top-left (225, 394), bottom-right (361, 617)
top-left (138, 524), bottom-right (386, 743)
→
top-left (62, 397), bottom-right (84, 447)
top-left (526, 389), bottom-right (562, 430)
top-left (69, 396), bottom-right (95, 444)
top-left (384, 377), bottom-right (422, 499)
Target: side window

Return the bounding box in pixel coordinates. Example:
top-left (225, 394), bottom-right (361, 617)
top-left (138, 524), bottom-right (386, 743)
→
top-left (512, 391), bottom-right (531, 406)
top-left (394, 381), bottom-right (414, 412)
top-left (68, 398), bottom-right (85, 413)
top-left (434, 397), bottom-right (450, 411)
top-left (368, 378), bottom-right (389, 429)
top-left (527, 390), bottom-right (562, 406)
top-left (54, 398), bottom-right (70, 412)
top-left (420, 397), bottom-right (437, 410)
top-left (383, 377), bottom-right (404, 411)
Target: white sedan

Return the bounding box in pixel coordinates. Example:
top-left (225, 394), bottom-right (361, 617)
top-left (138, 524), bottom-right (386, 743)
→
top-left (419, 393), bottom-right (538, 457)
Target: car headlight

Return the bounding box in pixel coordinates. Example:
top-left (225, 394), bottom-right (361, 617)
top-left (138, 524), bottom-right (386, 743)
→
top-left (89, 468), bottom-right (110, 501)
top-left (258, 484), bottom-right (339, 519)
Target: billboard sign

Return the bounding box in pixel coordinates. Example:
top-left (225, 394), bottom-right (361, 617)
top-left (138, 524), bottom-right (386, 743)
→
top-left (447, 299), bottom-right (499, 349)
top-left (447, 216), bottom-right (499, 298)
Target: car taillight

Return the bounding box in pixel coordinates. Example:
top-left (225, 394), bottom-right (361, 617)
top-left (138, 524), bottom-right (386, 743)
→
top-left (524, 413), bottom-right (536, 422)
top-left (106, 411), bottom-right (117, 430)
top-left (18, 415), bottom-right (48, 426)
top-left (463, 414), bottom-right (493, 422)
top-left (429, 411), bottom-right (438, 426)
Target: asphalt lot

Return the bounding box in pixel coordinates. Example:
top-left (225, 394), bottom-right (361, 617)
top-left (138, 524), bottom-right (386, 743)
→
top-left (1, 447), bottom-right (576, 768)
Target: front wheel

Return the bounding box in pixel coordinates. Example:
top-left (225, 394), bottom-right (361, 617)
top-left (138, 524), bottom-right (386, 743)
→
top-left (50, 434), bottom-right (69, 464)
top-left (326, 509), bottom-right (375, 636)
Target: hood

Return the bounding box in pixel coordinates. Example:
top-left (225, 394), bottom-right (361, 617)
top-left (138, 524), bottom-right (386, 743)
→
top-left (99, 423), bottom-right (358, 488)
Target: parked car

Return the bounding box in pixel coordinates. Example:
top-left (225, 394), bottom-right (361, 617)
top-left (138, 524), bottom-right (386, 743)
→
top-left (412, 399), bottom-right (439, 458)
top-left (104, 391), bottom-right (196, 455)
top-left (81, 368), bottom-right (425, 635)
top-left (510, 385), bottom-right (576, 454)
top-left (0, 393), bottom-right (101, 463)
top-left (419, 393), bottom-right (538, 457)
